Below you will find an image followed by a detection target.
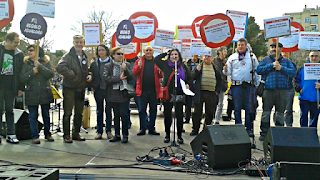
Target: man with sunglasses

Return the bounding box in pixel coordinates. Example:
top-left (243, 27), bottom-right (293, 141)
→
top-left (0, 32), bottom-right (24, 144)
top-left (294, 51), bottom-right (320, 128)
top-left (56, 35), bottom-right (92, 143)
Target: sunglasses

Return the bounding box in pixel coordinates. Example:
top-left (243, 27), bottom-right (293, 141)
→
top-left (311, 55), bottom-right (319, 57)
top-left (116, 53), bottom-right (124, 55)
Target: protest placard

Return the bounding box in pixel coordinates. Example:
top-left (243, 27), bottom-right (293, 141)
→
top-left (304, 63), bottom-right (320, 80)
top-left (26, 0), bottom-right (55, 18)
top-left (191, 15), bottom-right (208, 39)
top-left (129, 11), bottom-right (158, 43)
top-left (154, 29), bottom-right (174, 48)
top-left (279, 22), bottom-right (304, 52)
top-left (82, 23), bottom-right (102, 47)
top-left (264, 16), bottom-right (291, 39)
top-left (226, 10), bottom-right (248, 42)
top-left (298, 32), bottom-right (320, 50)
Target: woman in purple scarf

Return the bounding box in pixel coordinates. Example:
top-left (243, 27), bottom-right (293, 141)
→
top-left (154, 49), bottom-right (192, 144)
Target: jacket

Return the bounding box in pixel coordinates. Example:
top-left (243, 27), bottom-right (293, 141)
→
top-left (132, 55), bottom-right (162, 98)
top-left (213, 57), bottom-right (228, 92)
top-left (295, 64), bottom-right (318, 102)
top-left (89, 57), bottom-right (110, 90)
top-left (56, 47), bottom-right (89, 90)
top-left (20, 55), bottom-right (54, 106)
top-left (0, 44), bottom-right (24, 94)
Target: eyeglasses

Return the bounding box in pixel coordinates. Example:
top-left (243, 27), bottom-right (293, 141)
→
top-left (311, 55), bottom-right (319, 57)
top-left (116, 53), bottom-right (124, 55)
top-left (28, 49), bottom-right (35, 52)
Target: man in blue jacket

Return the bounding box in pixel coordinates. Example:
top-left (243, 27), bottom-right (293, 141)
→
top-left (295, 51), bottom-right (320, 128)
top-left (256, 42), bottom-right (296, 141)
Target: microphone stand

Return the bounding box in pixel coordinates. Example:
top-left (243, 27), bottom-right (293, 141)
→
top-left (249, 52), bottom-right (256, 149)
top-left (171, 60), bottom-right (178, 147)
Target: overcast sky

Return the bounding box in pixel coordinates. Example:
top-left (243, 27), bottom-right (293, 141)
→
top-left (9, 0), bottom-right (319, 51)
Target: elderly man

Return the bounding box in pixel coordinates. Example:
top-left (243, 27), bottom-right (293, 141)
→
top-left (133, 46), bottom-right (162, 136)
top-left (0, 32), bottom-right (24, 144)
top-left (56, 35), bottom-right (92, 143)
top-left (256, 42), bottom-right (296, 141)
top-left (223, 38), bottom-right (259, 137)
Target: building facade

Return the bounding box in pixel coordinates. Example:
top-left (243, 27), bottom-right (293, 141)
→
top-left (284, 5), bottom-right (320, 31)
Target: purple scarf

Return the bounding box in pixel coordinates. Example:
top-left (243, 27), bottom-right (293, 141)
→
top-left (167, 60), bottom-right (185, 90)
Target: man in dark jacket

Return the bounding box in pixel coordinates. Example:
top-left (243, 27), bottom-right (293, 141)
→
top-left (0, 32), bottom-right (24, 144)
top-left (56, 35), bottom-right (92, 143)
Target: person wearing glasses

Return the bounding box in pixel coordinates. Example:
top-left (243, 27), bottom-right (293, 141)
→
top-left (0, 32), bottom-right (24, 144)
top-left (89, 44), bottom-right (113, 140)
top-left (103, 47), bottom-right (133, 143)
top-left (20, 45), bottom-right (54, 144)
top-left (56, 35), bottom-right (92, 143)
top-left (294, 51), bottom-right (320, 128)
top-left (154, 49), bottom-right (192, 144)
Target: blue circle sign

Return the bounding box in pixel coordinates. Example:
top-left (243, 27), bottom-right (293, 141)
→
top-left (20, 13), bottom-right (47, 40)
top-left (116, 20), bottom-right (135, 45)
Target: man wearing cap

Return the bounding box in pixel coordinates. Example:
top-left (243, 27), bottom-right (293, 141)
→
top-left (256, 42), bottom-right (296, 141)
top-left (223, 38), bottom-right (259, 137)
top-left (294, 51), bottom-right (320, 128)
top-left (132, 46), bottom-right (162, 136)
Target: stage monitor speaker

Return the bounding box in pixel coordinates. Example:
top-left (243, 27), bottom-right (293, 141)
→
top-left (2, 109), bottom-right (43, 140)
top-left (190, 125), bottom-right (251, 169)
top-left (264, 127), bottom-right (320, 163)
top-left (272, 161), bottom-right (320, 180)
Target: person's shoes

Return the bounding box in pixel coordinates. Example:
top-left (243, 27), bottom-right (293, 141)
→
top-left (63, 135), bottom-right (73, 143)
top-left (6, 135), bottom-right (19, 144)
top-left (214, 121), bottom-right (220, 125)
top-left (177, 137), bottom-right (184, 144)
top-left (95, 133), bottom-right (103, 140)
top-left (72, 134), bottom-right (86, 141)
top-left (109, 136), bottom-right (121, 142)
top-left (259, 135), bottom-right (265, 141)
top-left (45, 134), bottom-right (54, 142)
top-left (148, 130), bottom-right (160, 135)
top-left (32, 138), bottom-right (40, 144)
top-left (137, 130), bottom-right (146, 136)
top-left (164, 136), bottom-right (170, 143)
top-left (106, 132), bottom-right (113, 140)
top-left (190, 131), bottom-right (198, 136)
top-left (182, 128), bottom-right (185, 133)
top-left (121, 136), bottom-right (128, 144)
top-left (183, 120), bottom-right (190, 124)
top-left (247, 130), bottom-right (254, 138)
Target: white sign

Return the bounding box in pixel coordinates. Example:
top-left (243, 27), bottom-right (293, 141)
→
top-left (173, 40), bottom-right (182, 52)
top-left (152, 46), bottom-right (164, 57)
top-left (154, 29), bottom-right (174, 48)
top-left (279, 26), bottom-right (301, 48)
top-left (180, 79), bottom-right (195, 96)
top-left (181, 43), bottom-right (191, 59)
top-left (83, 23), bottom-right (101, 46)
top-left (0, 0), bottom-right (9, 20)
top-left (131, 17), bottom-right (154, 40)
top-left (226, 10), bottom-right (248, 42)
top-left (204, 19), bottom-right (231, 43)
top-left (176, 25), bottom-right (193, 40)
top-left (190, 39), bottom-right (211, 56)
top-left (298, 32), bottom-right (320, 50)
top-left (116, 42), bottom-right (137, 54)
top-left (264, 16), bottom-right (291, 39)
top-left (304, 63), bottom-right (320, 80)
top-left (26, 0), bottom-right (55, 18)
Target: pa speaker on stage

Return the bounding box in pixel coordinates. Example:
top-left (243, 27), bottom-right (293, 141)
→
top-left (264, 127), bottom-right (320, 163)
top-left (190, 125), bottom-right (251, 169)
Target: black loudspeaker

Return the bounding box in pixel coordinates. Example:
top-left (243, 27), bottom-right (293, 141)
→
top-left (272, 161), bottom-right (320, 180)
top-left (13, 109), bottom-right (43, 140)
top-left (264, 127), bottom-right (320, 163)
top-left (190, 125), bottom-right (251, 169)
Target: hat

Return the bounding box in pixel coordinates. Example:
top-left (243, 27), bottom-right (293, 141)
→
top-left (270, 42), bottom-right (283, 48)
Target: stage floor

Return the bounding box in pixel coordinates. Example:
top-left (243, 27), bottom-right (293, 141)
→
top-left (0, 94), bottom-right (319, 179)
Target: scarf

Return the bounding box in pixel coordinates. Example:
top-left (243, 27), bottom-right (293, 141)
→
top-left (112, 61), bottom-right (122, 90)
top-left (99, 57), bottom-right (110, 63)
top-left (238, 49), bottom-right (247, 61)
top-left (167, 60), bottom-right (185, 90)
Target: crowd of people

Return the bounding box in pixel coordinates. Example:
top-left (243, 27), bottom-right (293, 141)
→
top-left (0, 32), bottom-right (319, 145)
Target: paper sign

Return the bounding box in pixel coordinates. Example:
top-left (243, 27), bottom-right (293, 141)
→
top-left (204, 20), bottom-right (231, 43)
top-left (190, 39), bottom-right (210, 56)
top-left (298, 32), bottom-right (320, 50)
top-left (304, 63), bottom-right (320, 80)
top-left (226, 10), bottom-right (248, 42)
top-left (180, 79), bottom-right (195, 96)
top-left (154, 29), bottom-right (174, 48)
top-left (181, 43), bottom-right (191, 59)
top-left (131, 18), bottom-right (154, 40)
top-left (26, 0), bottom-right (55, 18)
top-left (116, 42), bottom-right (137, 54)
top-left (83, 23), bottom-right (101, 46)
top-left (176, 25), bottom-right (193, 40)
top-left (173, 40), bottom-right (182, 52)
top-left (264, 16), bottom-right (291, 39)
top-left (0, 0), bottom-right (9, 20)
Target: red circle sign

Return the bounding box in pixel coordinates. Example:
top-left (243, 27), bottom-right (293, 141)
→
top-left (129, 11), bottom-right (158, 43)
top-left (112, 33), bottom-right (141, 60)
top-left (281, 22), bottom-right (304, 52)
top-left (191, 15), bottom-right (208, 39)
top-left (0, 0), bottom-right (14, 29)
top-left (200, 13), bottom-right (235, 48)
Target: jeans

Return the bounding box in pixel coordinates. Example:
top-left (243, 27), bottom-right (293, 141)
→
top-left (94, 89), bottom-right (112, 134)
top-left (138, 91), bottom-right (158, 131)
top-left (62, 88), bottom-right (85, 136)
top-left (109, 101), bottom-right (130, 137)
top-left (163, 101), bottom-right (184, 138)
top-left (284, 88), bottom-right (295, 127)
top-left (299, 100), bottom-right (319, 127)
top-left (28, 104), bottom-right (51, 139)
top-left (0, 87), bottom-right (15, 135)
top-left (185, 95), bottom-right (193, 122)
top-left (215, 91), bottom-right (225, 122)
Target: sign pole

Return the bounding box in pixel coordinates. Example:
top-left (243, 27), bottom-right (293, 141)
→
top-left (275, 38), bottom-right (279, 61)
top-left (232, 42), bottom-right (236, 53)
top-left (35, 40), bottom-right (40, 61)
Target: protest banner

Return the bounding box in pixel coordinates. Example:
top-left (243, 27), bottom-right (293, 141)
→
top-left (298, 32), bottom-right (320, 51)
top-left (279, 22), bottom-right (304, 52)
top-left (112, 33), bottom-right (140, 60)
top-left (226, 10), bottom-right (248, 42)
top-left (154, 29), bottom-right (174, 48)
top-left (304, 63), bottom-right (320, 80)
top-left (173, 40), bottom-right (182, 52)
top-left (116, 20), bottom-right (135, 45)
top-left (181, 43), bottom-right (191, 59)
top-left (26, 0), bottom-right (55, 18)
top-left (0, 0), bottom-right (14, 28)
top-left (200, 13), bottom-right (235, 48)
top-left (129, 11), bottom-right (158, 43)
top-left (264, 16), bottom-right (291, 39)
top-left (191, 15), bottom-right (208, 39)
top-left (82, 23), bottom-right (102, 47)
top-left (190, 39), bottom-right (211, 56)
top-left (176, 25), bottom-right (193, 40)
